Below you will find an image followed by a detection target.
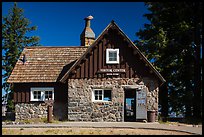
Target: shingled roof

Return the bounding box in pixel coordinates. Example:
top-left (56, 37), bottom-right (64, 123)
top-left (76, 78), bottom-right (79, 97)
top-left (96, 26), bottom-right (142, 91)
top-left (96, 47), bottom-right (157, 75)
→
top-left (7, 46), bottom-right (87, 83)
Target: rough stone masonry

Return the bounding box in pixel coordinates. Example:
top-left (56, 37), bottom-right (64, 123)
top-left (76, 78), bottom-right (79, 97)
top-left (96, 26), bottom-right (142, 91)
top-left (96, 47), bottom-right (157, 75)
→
top-left (67, 78), bottom-right (159, 122)
top-left (15, 77), bottom-right (158, 121)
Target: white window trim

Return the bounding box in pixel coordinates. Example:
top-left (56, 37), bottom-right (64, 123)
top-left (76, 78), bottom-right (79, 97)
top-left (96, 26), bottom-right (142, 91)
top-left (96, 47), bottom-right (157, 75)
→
top-left (106, 48), bottom-right (119, 64)
top-left (30, 89), bottom-right (42, 101)
top-left (30, 87), bottom-right (54, 101)
top-left (92, 89), bottom-right (111, 102)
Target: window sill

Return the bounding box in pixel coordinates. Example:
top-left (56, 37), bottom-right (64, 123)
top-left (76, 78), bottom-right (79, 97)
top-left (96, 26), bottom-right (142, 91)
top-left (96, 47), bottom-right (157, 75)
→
top-left (30, 100), bottom-right (43, 102)
top-left (30, 100), bottom-right (54, 102)
top-left (106, 62), bottom-right (119, 64)
top-left (92, 100), bottom-right (111, 103)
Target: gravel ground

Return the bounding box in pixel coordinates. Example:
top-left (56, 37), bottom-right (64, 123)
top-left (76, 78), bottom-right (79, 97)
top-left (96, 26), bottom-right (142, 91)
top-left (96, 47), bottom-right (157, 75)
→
top-left (2, 127), bottom-right (193, 135)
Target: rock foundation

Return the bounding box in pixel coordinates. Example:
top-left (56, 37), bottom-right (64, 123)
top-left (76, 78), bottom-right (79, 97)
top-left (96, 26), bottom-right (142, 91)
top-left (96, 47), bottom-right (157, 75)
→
top-left (14, 78), bottom-right (159, 121)
top-left (15, 103), bottom-right (48, 120)
top-left (67, 78), bottom-right (159, 122)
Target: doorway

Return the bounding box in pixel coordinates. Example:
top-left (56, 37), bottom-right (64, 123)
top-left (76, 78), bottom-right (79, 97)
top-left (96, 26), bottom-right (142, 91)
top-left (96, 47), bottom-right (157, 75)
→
top-left (124, 89), bottom-right (136, 122)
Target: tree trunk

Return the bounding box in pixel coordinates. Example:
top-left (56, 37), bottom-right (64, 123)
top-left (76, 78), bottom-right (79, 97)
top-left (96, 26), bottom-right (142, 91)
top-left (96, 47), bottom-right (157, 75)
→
top-left (159, 82), bottom-right (168, 121)
top-left (192, 2), bottom-right (202, 121)
top-left (184, 86), bottom-right (193, 118)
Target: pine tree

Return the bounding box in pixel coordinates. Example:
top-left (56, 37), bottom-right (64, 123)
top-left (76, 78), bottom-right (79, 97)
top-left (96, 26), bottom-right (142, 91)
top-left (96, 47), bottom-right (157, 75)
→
top-left (135, 2), bottom-right (202, 121)
top-left (2, 2), bottom-right (41, 111)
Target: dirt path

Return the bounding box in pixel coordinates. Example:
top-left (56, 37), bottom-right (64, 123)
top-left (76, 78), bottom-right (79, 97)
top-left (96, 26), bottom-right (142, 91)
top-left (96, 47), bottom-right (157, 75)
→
top-left (2, 127), bottom-right (193, 135)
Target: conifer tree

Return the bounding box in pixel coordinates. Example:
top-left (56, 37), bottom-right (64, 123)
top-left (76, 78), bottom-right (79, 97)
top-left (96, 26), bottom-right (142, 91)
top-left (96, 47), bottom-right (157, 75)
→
top-left (2, 2), bottom-right (41, 111)
top-left (135, 2), bottom-right (202, 121)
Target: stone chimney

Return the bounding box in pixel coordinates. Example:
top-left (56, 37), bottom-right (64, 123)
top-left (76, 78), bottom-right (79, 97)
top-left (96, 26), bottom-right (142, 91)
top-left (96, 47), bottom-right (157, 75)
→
top-left (80, 15), bottom-right (95, 47)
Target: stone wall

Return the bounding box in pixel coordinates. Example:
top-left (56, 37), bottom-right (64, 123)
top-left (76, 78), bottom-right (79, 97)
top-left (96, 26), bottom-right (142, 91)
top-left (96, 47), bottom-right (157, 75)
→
top-left (67, 78), bottom-right (159, 122)
top-left (14, 77), bottom-right (159, 121)
top-left (15, 103), bottom-right (48, 120)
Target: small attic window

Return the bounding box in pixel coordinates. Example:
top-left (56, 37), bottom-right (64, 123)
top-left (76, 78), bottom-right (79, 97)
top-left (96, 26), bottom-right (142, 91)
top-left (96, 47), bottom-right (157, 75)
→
top-left (106, 49), bottom-right (119, 64)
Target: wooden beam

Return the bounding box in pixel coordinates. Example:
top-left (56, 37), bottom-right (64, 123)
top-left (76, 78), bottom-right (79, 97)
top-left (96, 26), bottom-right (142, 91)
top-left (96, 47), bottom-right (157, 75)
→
top-left (72, 70), bottom-right (76, 74)
top-left (81, 59), bottom-right (86, 63)
top-left (93, 46), bottom-right (97, 50)
top-left (86, 54), bottom-right (89, 58)
top-left (133, 51), bottom-right (138, 55)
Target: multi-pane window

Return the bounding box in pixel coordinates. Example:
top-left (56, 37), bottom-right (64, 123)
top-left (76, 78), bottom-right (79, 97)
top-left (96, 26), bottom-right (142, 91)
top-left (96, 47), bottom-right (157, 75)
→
top-left (30, 88), bottom-right (54, 101)
top-left (93, 89), bottom-right (111, 102)
top-left (33, 91), bottom-right (41, 100)
top-left (94, 90), bottom-right (102, 101)
top-left (45, 91), bottom-right (53, 100)
top-left (109, 51), bottom-right (117, 61)
top-left (104, 90), bottom-right (111, 101)
top-left (106, 49), bottom-right (119, 64)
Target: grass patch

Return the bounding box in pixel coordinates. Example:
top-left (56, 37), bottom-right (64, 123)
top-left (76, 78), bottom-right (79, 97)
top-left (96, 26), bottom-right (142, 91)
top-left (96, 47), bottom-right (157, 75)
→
top-left (44, 129), bottom-right (60, 135)
top-left (2, 128), bottom-right (193, 135)
top-left (15, 117), bottom-right (61, 124)
top-left (15, 117), bottom-right (46, 124)
top-left (158, 117), bottom-right (202, 125)
top-left (158, 119), bottom-right (171, 124)
top-left (2, 119), bottom-right (13, 122)
top-left (181, 117), bottom-right (202, 125)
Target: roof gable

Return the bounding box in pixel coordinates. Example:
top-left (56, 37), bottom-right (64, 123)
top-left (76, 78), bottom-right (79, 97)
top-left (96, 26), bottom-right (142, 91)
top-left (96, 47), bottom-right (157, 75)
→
top-left (60, 21), bottom-right (165, 84)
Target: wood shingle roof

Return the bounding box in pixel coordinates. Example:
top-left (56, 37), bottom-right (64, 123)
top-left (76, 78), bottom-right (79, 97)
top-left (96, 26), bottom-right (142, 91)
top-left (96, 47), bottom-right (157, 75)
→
top-left (7, 46), bottom-right (87, 83)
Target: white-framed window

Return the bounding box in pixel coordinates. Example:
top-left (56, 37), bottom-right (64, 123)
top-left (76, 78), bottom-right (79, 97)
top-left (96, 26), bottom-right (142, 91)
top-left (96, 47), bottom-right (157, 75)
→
top-left (33, 91), bottom-right (41, 100)
top-left (106, 49), bottom-right (119, 64)
top-left (45, 91), bottom-right (53, 100)
top-left (92, 89), bottom-right (112, 102)
top-left (30, 87), bottom-right (54, 101)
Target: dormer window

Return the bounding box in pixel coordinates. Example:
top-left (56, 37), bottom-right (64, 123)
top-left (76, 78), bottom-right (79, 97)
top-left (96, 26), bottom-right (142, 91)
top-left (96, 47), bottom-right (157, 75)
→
top-left (106, 49), bottom-right (119, 64)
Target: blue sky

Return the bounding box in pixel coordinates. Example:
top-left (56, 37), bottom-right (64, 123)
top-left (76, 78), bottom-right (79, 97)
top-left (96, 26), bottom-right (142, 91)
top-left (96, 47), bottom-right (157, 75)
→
top-left (2, 2), bottom-right (150, 96)
top-left (2, 2), bottom-right (150, 46)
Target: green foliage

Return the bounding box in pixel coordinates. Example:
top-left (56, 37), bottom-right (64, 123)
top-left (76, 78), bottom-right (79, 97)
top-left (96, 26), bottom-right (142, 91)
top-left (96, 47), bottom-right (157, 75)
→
top-left (2, 2), bottom-right (41, 111)
top-left (135, 2), bottom-right (202, 118)
top-left (7, 100), bottom-right (14, 112)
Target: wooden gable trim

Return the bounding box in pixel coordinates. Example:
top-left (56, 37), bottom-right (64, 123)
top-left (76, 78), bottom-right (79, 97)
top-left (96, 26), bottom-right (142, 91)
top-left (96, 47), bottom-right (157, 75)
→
top-left (59, 20), bottom-right (166, 84)
top-left (114, 23), bottom-right (166, 84)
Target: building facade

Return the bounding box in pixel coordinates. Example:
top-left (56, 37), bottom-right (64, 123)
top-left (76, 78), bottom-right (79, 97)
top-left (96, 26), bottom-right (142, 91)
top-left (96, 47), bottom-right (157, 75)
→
top-left (7, 16), bottom-right (165, 122)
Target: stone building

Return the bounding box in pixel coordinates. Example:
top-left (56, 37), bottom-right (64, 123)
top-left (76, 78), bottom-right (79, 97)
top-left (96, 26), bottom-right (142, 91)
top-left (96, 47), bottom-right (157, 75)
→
top-left (7, 16), bottom-right (165, 122)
